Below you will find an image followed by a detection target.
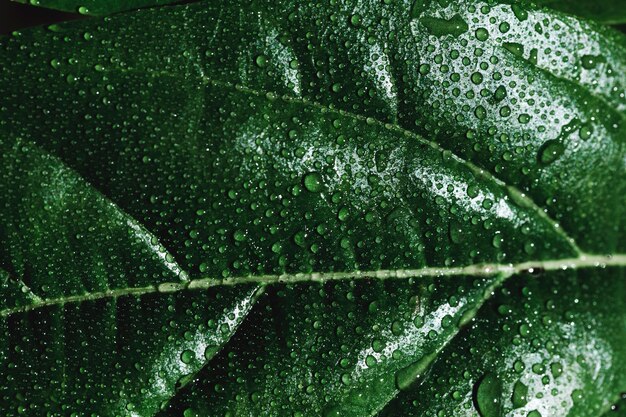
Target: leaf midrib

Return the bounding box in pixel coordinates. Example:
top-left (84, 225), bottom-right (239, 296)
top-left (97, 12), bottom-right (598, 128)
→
top-left (3, 253), bottom-right (625, 318)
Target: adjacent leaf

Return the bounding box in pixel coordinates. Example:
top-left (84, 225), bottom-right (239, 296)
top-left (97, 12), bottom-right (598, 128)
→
top-left (532, 0), bottom-right (626, 24)
top-left (0, 0), bottom-right (625, 415)
top-left (9, 0), bottom-right (185, 16)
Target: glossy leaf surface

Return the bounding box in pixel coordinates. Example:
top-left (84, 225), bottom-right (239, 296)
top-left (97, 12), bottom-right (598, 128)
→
top-left (532, 0), bottom-right (626, 24)
top-left (0, 0), bottom-right (625, 416)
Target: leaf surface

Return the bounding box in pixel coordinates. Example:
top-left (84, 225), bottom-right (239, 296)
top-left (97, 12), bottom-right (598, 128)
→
top-left (532, 0), bottom-right (626, 24)
top-left (0, 0), bottom-right (625, 415)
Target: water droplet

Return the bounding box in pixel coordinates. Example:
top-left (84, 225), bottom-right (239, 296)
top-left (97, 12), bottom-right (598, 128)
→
top-left (503, 42), bottom-right (524, 58)
top-left (204, 345), bottom-right (219, 360)
top-left (493, 86), bottom-right (507, 102)
top-left (183, 408), bottom-right (197, 417)
top-left (180, 350), bottom-right (194, 364)
top-left (271, 242), bottom-right (283, 254)
top-left (395, 355), bottom-right (432, 391)
top-left (255, 55), bottom-right (268, 68)
top-left (475, 28), bottom-right (489, 41)
top-left (420, 14), bottom-right (468, 37)
top-left (350, 14), bottom-right (362, 27)
top-left (467, 184), bottom-right (479, 198)
top-left (233, 229), bottom-right (246, 242)
top-left (518, 114), bottom-right (531, 124)
top-left (511, 4), bottom-right (529, 21)
top-left (579, 123), bottom-right (593, 140)
top-left (471, 72), bottom-right (484, 85)
top-left (512, 380), bottom-right (528, 408)
top-left (449, 222), bottom-right (463, 243)
top-left (550, 362), bottom-right (563, 378)
top-left (474, 372), bottom-right (503, 417)
top-left (581, 54), bottom-right (604, 70)
top-left (77, 5), bottom-right (89, 14)
top-left (303, 172), bottom-right (323, 192)
top-left (538, 140), bottom-right (565, 166)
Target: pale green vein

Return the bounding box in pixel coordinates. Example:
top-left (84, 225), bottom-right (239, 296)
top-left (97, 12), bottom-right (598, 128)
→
top-left (2, 253), bottom-right (624, 318)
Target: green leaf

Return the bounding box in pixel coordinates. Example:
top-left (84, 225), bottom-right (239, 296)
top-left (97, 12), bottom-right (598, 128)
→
top-left (0, 0), bottom-right (625, 415)
top-left (9, 0), bottom-right (185, 16)
top-left (531, 0), bottom-right (626, 25)
top-left (0, 137), bottom-right (262, 416)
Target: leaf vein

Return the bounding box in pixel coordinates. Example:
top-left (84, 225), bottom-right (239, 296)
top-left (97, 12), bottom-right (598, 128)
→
top-left (2, 253), bottom-right (624, 318)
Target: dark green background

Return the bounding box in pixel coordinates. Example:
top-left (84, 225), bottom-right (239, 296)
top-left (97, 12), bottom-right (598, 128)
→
top-left (0, 0), bottom-right (82, 34)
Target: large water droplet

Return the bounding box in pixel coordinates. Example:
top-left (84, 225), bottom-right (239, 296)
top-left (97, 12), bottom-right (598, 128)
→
top-left (420, 14), bottom-right (468, 37)
top-left (538, 140), bottom-right (565, 166)
top-left (395, 354), bottom-right (433, 391)
top-left (303, 172), bottom-right (323, 192)
top-left (512, 380), bottom-right (528, 408)
top-left (474, 372), bottom-right (503, 417)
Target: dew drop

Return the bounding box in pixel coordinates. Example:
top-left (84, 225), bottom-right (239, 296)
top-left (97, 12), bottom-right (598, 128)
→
top-left (474, 372), bottom-right (503, 417)
top-left (512, 380), bottom-right (528, 408)
top-left (350, 14), bottom-right (362, 27)
top-left (337, 206), bottom-right (349, 221)
top-left (503, 42), bottom-right (524, 58)
top-left (475, 28), bottom-right (489, 41)
top-left (420, 14), bottom-right (468, 37)
top-left (581, 54), bottom-right (604, 70)
top-left (233, 229), bottom-right (246, 242)
top-left (579, 123), bottom-right (593, 140)
top-left (395, 355), bottom-right (431, 391)
top-left (180, 350), bottom-right (194, 364)
top-left (204, 345), bottom-right (219, 360)
top-left (255, 54), bottom-right (268, 68)
top-left (538, 140), bottom-right (565, 166)
top-left (303, 172), bottom-right (323, 192)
